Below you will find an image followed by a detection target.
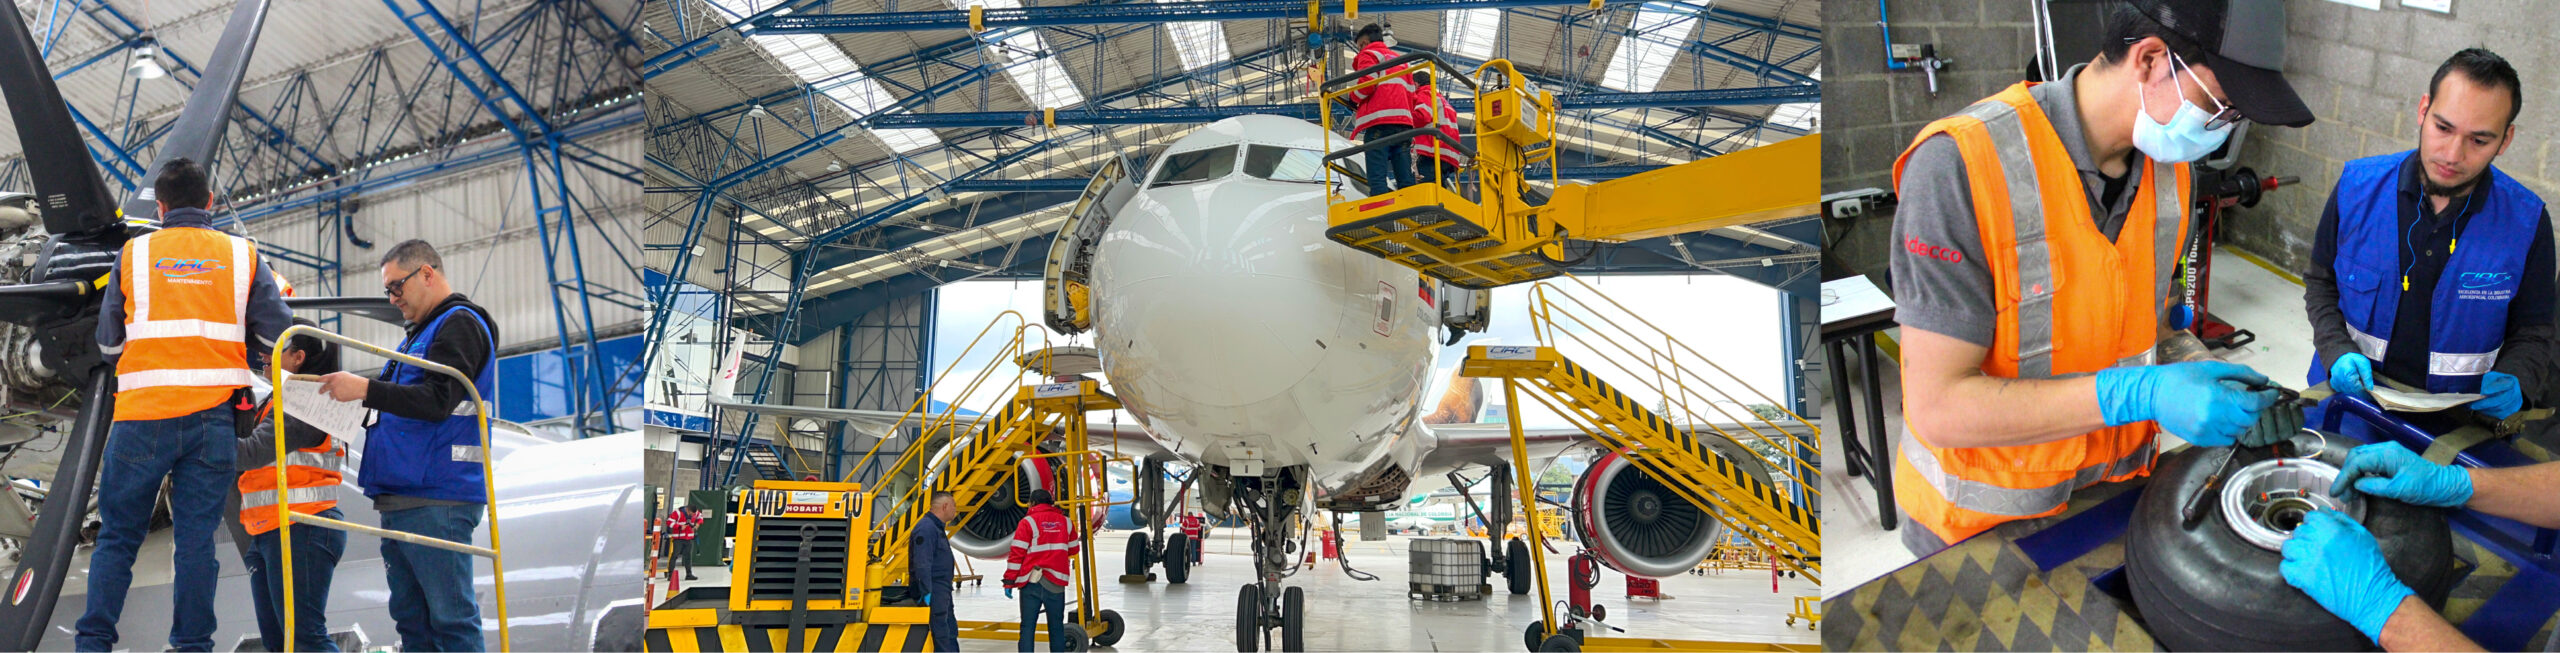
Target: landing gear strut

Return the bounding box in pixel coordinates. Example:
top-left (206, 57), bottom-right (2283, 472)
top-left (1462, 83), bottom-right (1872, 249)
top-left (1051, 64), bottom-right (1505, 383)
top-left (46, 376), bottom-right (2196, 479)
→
top-left (1451, 463), bottom-right (1531, 595)
top-left (1224, 468), bottom-right (1307, 652)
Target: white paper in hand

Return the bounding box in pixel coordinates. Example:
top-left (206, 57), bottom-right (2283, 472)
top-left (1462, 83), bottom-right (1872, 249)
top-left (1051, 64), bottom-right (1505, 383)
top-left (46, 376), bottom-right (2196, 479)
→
top-left (281, 379), bottom-right (370, 439)
top-left (2368, 385), bottom-right (2484, 413)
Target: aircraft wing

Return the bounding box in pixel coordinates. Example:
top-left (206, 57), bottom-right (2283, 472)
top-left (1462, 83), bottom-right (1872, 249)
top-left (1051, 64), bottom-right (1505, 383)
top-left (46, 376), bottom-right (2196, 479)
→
top-left (1413, 422), bottom-right (1599, 475)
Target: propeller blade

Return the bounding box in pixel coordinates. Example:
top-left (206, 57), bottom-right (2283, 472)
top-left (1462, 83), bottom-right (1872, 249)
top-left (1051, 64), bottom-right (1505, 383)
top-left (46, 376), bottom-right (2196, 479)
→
top-left (0, 371), bottom-right (111, 650)
top-left (285, 295), bottom-right (404, 325)
top-left (0, 280), bottom-right (93, 326)
top-left (122, 0), bottom-right (274, 220)
top-left (0, 1), bottom-right (120, 236)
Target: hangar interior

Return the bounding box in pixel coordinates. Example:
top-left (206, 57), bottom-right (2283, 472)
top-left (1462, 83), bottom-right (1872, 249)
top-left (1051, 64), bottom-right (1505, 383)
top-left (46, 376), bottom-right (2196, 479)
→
top-left (640, 0), bottom-right (1824, 650)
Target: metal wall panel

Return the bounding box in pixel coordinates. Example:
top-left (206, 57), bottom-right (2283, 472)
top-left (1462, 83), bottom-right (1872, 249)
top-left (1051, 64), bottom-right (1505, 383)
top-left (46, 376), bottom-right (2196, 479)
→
top-left (244, 129), bottom-right (645, 366)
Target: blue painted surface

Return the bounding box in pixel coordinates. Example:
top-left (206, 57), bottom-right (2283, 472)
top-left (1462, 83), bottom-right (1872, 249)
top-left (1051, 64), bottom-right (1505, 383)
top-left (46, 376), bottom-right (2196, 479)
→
top-left (494, 334), bottom-right (645, 424)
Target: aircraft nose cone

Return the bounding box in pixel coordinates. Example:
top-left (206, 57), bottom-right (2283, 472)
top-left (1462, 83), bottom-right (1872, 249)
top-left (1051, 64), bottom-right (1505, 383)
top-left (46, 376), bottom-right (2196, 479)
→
top-left (1096, 181), bottom-right (1343, 407)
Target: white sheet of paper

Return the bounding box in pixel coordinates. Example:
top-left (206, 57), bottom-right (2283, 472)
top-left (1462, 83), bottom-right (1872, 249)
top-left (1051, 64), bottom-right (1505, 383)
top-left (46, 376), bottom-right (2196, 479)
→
top-left (280, 379), bottom-right (370, 439)
top-left (2368, 386), bottom-right (2483, 413)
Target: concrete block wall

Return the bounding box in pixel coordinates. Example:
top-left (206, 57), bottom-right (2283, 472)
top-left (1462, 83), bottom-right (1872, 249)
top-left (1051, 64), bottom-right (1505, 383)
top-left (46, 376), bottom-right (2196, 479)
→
top-left (1820, 0), bottom-right (2039, 281)
top-left (2226, 0), bottom-right (2560, 274)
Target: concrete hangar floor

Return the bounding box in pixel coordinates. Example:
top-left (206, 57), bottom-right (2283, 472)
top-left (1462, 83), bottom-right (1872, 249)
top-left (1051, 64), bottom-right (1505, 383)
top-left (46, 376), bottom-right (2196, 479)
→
top-left (651, 527), bottom-right (1819, 650)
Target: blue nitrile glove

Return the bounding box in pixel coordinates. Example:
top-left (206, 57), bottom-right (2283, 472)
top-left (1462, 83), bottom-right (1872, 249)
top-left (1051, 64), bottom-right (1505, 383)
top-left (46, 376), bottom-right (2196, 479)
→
top-left (2093, 361), bottom-right (2278, 446)
top-left (2473, 371), bottom-right (2524, 419)
top-left (1004, 587), bottom-right (1014, 599)
top-left (2332, 442), bottom-right (2474, 507)
top-left (2280, 510), bottom-right (2416, 644)
top-left (2329, 352), bottom-right (2374, 399)
top-left (920, 592), bottom-right (931, 605)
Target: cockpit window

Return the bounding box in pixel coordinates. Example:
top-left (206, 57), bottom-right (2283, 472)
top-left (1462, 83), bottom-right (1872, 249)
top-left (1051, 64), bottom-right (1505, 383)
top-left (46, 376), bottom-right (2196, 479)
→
top-left (1150, 146), bottom-right (1237, 188)
top-left (1242, 145), bottom-right (1327, 183)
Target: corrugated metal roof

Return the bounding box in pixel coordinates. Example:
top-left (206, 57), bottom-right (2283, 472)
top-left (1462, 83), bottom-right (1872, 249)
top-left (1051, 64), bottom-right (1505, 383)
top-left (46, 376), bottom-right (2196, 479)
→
top-left (3, 0), bottom-right (635, 196)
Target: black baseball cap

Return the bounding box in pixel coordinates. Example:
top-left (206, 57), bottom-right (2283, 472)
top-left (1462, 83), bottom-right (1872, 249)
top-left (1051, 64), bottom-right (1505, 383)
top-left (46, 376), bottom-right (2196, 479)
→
top-left (2134, 0), bottom-right (2315, 127)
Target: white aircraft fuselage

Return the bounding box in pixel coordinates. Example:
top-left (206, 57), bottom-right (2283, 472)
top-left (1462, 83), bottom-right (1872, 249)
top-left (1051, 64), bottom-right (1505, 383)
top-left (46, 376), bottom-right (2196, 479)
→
top-left (1089, 115), bottom-right (1438, 509)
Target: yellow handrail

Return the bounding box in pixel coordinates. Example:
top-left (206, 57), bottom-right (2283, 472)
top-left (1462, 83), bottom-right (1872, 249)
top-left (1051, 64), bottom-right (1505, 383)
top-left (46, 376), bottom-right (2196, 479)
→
top-left (1519, 275), bottom-right (1822, 499)
top-left (881, 323), bottom-right (1057, 526)
top-left (270, 324), bottom-right (511, 652)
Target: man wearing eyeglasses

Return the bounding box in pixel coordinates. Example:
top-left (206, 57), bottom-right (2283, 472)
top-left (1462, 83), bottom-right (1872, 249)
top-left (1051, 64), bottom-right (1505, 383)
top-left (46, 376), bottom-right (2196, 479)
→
top-left (1885, 0), bottom-right (2314, 556)
top-left (314, 239), bottom-right (497, 652)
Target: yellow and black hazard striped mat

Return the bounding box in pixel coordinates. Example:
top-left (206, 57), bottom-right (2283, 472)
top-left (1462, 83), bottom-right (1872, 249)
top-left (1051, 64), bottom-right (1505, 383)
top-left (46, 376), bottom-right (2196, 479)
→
top-left (1822, 483), bottom-right (2153, 651)
top-left (644, 623), bottom-right (931, 652)
top-left (1823, 475), bottom-right (2558, 651)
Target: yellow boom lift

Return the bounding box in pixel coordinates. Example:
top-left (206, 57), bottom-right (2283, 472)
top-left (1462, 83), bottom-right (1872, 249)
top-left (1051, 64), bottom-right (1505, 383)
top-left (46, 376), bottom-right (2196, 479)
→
top-left (1318, 54), bottom-right (1819, 289)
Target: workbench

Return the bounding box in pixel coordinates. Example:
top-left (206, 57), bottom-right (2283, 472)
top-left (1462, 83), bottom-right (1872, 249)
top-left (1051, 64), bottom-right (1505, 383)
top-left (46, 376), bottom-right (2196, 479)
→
top-left (1824, 396), bottom-right (2560, 651)
top-left (1822, 275), bottom-right (1900, 531)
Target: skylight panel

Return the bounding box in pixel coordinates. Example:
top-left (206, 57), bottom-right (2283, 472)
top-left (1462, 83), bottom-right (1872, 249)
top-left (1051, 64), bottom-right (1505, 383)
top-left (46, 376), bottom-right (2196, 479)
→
top-left (1163, 21), bottom-right (1230, 71)
top-left (1601, 0), bottom-right (1704, 92)
top-left (1157, 0), bottom-right (1233, 72)
top-left (1767, 66), bottom-right (1820, 131)
top-left (954, 0), bottom-right (1088, 109)
top-left (1440, 9), bottom-right (1502, 60)
top-left (1767, 103), bottom-right (1818, 131)
top-left (709, 0), bottom-right (940, 152)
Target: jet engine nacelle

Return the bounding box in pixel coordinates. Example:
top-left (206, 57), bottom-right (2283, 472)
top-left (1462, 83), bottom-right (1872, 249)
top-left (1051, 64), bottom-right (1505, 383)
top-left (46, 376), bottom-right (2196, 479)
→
top-left (1569, 438), bottom-right (1773, 578)
top-left (949, 451), bottom-right (1112, 560)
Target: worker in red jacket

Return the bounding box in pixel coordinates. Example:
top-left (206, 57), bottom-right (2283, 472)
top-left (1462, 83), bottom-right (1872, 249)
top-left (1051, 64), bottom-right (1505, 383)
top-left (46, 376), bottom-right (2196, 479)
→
top-left (665, 506), bottom-right (700, 581)
top-left (1180, 512), bottom-right (1205, 566)
top-left (1343, 23), bottom-right (1417, 197)
top-left (1003, 489), bottom-right (1081, 652)
top-left (1409, 69), bottom-right (1466, 189)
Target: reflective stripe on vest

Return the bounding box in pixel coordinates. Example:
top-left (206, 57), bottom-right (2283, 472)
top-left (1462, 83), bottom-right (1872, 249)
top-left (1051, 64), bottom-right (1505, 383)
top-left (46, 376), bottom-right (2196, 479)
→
top-left (1896, 430), bottom-right (2155, 517)
top-left (2345, 323), bottom-right (2501, 378)
top-left (1350, 107), bottom-right (1414, 131)
top-left (241, 485), bottom-right (339, 507)
top-left (1888, 81), bottom-right (2186, 544)
top-left (239, 440), bottom-right (345, 535)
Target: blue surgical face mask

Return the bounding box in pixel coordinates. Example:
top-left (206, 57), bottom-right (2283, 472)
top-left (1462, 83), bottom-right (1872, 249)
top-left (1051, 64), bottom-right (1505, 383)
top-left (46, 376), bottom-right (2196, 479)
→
top-left (2130, 56), bottom-right (2238, 163)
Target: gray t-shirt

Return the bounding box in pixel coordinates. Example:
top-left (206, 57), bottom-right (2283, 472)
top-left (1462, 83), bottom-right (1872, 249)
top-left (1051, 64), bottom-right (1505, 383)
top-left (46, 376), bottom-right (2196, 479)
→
top-left (1888, 64), bottom-right (2153, 347)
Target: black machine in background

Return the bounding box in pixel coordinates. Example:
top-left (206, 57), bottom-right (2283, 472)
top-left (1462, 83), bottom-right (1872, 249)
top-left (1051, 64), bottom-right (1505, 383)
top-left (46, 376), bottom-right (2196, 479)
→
top-left (2183, 167), bottom-right (2296, 350)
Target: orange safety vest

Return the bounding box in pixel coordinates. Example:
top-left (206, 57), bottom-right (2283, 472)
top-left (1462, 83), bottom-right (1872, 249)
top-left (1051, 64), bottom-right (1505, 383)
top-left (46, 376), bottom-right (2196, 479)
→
top-left (1888, 82), bottom-right (2191, 545)
top-left (113, 227), bottom-right (259, 422)
top-left (238, 408), bottom-right (346, 536)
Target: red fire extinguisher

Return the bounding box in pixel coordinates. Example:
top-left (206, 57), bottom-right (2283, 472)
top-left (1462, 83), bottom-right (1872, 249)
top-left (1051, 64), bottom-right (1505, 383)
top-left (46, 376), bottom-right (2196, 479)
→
top-left (1568, 551), bottom-right (1601, 620)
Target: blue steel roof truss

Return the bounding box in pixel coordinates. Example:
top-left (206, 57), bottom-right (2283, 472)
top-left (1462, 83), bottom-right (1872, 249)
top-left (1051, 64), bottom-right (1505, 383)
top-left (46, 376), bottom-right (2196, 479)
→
top-left (648, 0), bottom-right (1817, 485)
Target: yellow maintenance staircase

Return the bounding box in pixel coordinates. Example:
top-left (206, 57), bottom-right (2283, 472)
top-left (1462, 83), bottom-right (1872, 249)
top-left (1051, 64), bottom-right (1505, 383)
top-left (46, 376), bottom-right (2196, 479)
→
top-left (837, 312), bottom-right (1136, 647)
top-left (1458, 276), bottom-right (1822, 652)
top-left (1316, 54), bottom-right (1820, 289)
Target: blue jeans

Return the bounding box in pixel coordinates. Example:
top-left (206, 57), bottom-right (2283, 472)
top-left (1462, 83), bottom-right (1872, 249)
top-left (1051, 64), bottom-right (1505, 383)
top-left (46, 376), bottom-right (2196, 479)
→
top-left (1018, 583), bottom-right (1069, 652)
top-left (1361, 125), bottom-right (1416, 196)
top-left (248, 507), bottom-right (347, 652)
top-left (380, 504), bottom-right (484, 652)
top-left (76, 407), bottom-right (236, 652)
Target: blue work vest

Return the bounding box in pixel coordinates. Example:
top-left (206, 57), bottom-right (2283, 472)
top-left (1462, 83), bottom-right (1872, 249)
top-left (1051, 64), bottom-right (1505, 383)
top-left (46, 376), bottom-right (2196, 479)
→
top-left (359, 304), bottom-right (496, 503)
top-left (2310, 151), bottom-right (2545, 394)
